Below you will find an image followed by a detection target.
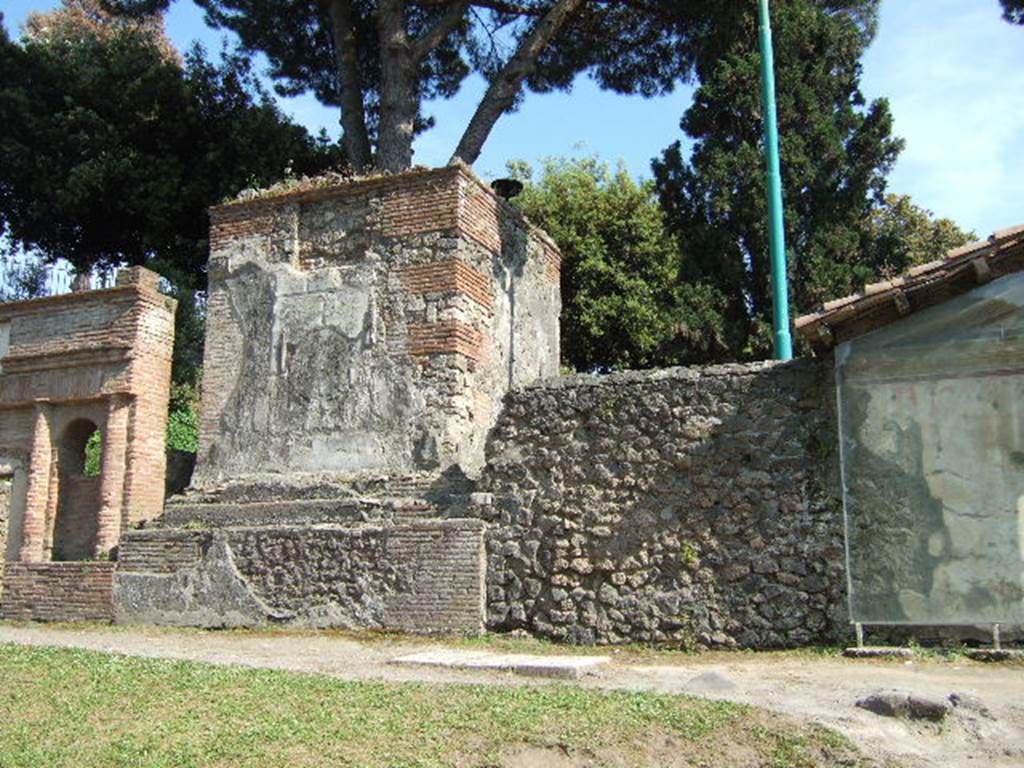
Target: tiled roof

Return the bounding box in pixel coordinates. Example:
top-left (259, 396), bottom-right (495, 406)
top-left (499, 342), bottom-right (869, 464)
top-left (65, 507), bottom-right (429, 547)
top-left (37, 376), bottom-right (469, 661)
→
top-left (794, 224), bottom-right (1024, 351)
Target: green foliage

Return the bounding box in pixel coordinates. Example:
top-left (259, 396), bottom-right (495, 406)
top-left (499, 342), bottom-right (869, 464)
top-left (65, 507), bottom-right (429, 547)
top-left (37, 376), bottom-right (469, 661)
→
top-left (654, 0), bottom-right (903, 360)
top-left (678, 541), bottom-right (700, 568)
top-left (511, 156), bottom-right (681, 371)
top-left (652, 0), bottom-right (975, 363)
top-left (1003, 0), bottom-right (1024, 25)
top-left (0, 247), bottom-right (49, 302)
top-left (0, 23), bottom-right (341, 282)
top-left (865, 194), bottom-right (974, 273)
top-left (109, 0), bottom-right (719, 170)
top-left (167, 382), bottom-right (199, 453)
top-left (83, 429), bottom-right (103, 477)
top-left (0, 16), bottom-right (343, 383)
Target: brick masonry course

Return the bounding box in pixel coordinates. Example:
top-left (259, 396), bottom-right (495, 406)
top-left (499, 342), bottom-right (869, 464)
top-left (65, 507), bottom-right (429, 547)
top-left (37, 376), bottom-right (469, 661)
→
top-left (0, 562), bottom-right (115, 621)
top-left (0, 173), bottom-right (889, 649)
top-left (0, 268), bottom-right (175, 622)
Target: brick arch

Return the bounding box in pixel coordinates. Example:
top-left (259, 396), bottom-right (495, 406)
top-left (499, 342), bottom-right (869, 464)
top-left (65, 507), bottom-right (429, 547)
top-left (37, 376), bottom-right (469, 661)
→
top-left (52, 417), bottom-right (102, 561)
top-left (57, 418), bottom-right (100, 477)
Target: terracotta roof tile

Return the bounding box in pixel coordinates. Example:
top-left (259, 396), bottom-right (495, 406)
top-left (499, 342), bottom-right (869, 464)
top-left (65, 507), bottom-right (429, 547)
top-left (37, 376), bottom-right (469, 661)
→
top-left (906, 259), bottom-right (945, 277)
top-left (822, 294), bottom-right (861, 312)
top-left (863, 277), bottom-right (906, 296)
top-left (945, 239), bottom-right (989, 260)
top-left (994, 224), bottom-right (1024, 241)
top-left (796, 224), bottom-right (1024, 350)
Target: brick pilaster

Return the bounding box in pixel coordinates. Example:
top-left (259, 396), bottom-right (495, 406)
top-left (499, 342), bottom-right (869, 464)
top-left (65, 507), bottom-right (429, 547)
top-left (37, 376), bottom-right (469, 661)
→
top-left (41, 456), bottom-right (59, 560)
top-left (20, 405), bottom-right (52, 563)
top-left (96, 395), bottom-right (129, 556)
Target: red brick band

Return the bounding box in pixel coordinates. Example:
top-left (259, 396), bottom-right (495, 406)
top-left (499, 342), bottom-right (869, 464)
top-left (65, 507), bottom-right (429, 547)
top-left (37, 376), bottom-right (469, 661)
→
top-left (0, 562), bottom-right (115, 621)
top-left (401, 259), bottom-right (494, 309)
top-left (379, 177), bottom-right (460, 237)
top-left (407, 320), bottom-right (488, 362)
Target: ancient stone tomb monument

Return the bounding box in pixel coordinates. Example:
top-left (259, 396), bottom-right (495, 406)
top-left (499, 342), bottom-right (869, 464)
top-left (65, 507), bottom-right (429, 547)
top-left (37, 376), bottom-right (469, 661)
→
top-left (0, 268), bottom-right (176, 620)
top-left (197, 164), bottom-right (561, 483)
top-left (112, 165), bottom-right (563, 631)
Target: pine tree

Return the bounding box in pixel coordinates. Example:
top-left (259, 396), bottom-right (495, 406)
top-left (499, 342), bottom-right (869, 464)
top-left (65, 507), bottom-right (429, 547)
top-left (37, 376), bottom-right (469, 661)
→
top-left (653, 0), bottom-right (905, 359)
top-left (1002, 0), bottom-right (1024, 25)
top-left (109, 1), bottom-right (745, 173)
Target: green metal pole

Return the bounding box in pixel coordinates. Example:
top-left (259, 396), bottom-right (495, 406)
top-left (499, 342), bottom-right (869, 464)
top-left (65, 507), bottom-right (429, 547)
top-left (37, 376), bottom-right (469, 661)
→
top-left (758, 0), bottom-right (793, 360)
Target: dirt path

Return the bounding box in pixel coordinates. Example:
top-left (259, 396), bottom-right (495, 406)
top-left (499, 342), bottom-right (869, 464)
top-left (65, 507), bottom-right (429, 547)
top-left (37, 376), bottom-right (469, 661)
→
top-left (1, 623), bottom-right (1021, 768)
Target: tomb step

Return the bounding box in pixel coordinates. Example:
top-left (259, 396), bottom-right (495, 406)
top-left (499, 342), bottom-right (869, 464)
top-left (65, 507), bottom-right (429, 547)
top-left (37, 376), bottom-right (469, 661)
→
top-left (169, 470), bottom-right (476, 506)
top-left (157, 497), bottom-right (448, 528)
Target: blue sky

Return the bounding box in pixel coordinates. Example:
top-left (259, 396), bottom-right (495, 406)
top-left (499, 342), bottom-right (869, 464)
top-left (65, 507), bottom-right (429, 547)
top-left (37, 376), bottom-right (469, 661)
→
top-left (2, 0), bottom-right (1021, 237)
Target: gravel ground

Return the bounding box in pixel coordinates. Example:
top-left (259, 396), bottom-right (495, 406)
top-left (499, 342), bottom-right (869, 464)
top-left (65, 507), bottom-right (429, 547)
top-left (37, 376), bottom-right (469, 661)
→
top-left (1, 622), bottom-right (1021, 768)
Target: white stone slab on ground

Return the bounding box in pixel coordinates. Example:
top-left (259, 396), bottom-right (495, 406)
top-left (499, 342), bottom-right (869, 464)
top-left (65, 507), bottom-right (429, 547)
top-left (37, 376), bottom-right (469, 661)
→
top-left (391, 649), bottom-right (610, 679)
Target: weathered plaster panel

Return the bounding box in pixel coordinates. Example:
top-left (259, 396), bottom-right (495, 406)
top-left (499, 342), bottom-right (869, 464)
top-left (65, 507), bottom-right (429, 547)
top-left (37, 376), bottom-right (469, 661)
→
top-left (837, 273), bottom-right (1024, 625)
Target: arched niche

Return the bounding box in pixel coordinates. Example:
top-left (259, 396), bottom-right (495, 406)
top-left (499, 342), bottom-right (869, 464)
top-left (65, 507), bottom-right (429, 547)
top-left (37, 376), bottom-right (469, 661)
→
top-left (52, 417), bottom-right (102, 561)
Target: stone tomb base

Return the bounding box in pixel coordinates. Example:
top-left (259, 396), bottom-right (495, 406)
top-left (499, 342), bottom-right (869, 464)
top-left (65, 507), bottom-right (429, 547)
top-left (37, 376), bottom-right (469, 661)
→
top-left (114, 518), bottom-right (487, 632)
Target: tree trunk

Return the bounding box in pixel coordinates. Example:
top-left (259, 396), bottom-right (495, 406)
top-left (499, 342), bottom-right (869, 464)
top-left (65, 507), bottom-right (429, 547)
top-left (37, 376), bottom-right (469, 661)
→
top-left (450, 0), bottom-right (584, 167)
top-left (328, 0), bottom-right (373, 172)
top-left (377, 0), bottom-right (418, 172)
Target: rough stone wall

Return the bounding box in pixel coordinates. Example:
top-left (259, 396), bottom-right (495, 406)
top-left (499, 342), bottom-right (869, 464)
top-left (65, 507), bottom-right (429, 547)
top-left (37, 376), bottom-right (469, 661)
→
top-left (477, 360), bottom-right (846, 648)
top-left (0, 562), bottom-right (115, 621)
top-left (197, 166), bottom-right (560, 486)
top-left (114, 519), bottom-right (486, 632)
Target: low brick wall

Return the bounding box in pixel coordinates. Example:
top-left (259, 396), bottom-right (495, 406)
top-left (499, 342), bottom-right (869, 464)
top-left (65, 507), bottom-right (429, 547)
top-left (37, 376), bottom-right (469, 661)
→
top-left (117, 529), bottom-right (205, 575)
top-left (0, 562), bottom-right (115, 621)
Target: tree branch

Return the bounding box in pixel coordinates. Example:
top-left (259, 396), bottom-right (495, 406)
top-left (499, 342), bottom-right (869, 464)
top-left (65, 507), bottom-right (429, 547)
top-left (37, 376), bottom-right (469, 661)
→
top-left (412, 1), bottom-right (469, 62)
top-left (326, 0), bottom-right (373, 171)
top-left (411, 0), bottom-right (545, 17)
top-left (470, 4), bottom-right (502, 64)
top-left (450, 0), bottom-right (585, 166)
top-left (593, 0), bottom-right (679, 27)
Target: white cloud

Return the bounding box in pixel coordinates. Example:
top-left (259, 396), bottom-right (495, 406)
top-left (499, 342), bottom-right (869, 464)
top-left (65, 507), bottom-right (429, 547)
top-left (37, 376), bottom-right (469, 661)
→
top-left (862, 0), bottom-right (1024, 235)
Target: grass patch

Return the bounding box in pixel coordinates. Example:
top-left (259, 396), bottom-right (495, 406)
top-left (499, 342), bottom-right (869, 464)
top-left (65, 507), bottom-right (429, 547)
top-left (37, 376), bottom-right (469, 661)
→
top-left (0, 643), bottom-right (875, 767)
